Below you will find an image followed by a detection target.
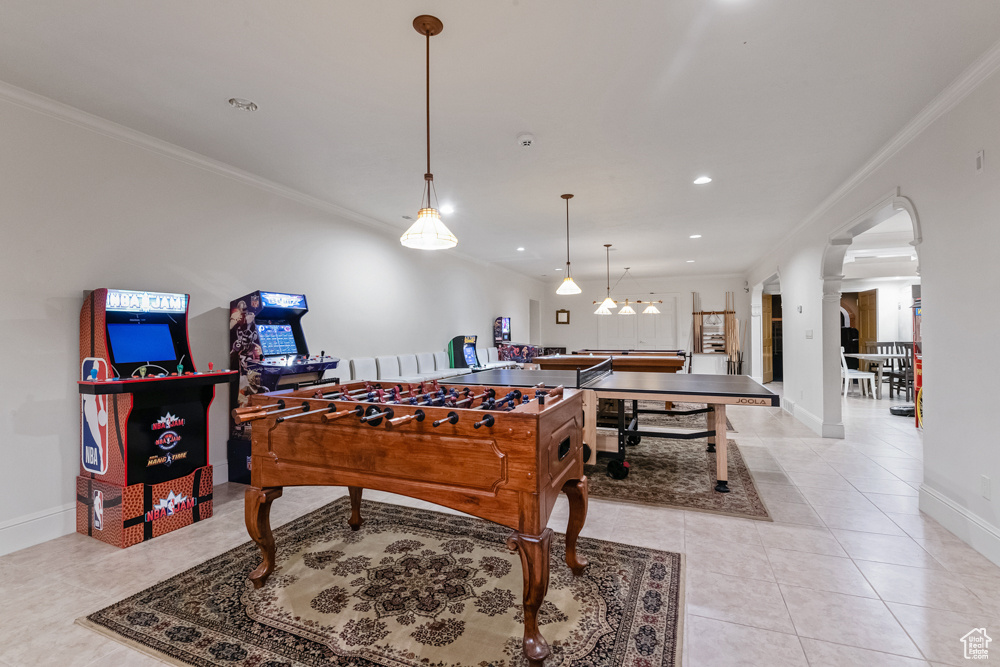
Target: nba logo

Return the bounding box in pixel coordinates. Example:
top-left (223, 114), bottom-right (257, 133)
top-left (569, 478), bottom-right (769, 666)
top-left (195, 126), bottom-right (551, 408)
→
top-left (93, 490), bottom-right (104, 531)
top-left (81, 358), bottom-right (109, 475)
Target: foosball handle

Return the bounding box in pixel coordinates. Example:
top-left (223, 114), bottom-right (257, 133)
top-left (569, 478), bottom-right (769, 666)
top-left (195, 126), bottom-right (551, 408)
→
top-left (322, 408), bottom-right (354, 422)
top-left (388, 409), bottom-right (425, 427)
top-left (474, 414), bottom-right (496, 429)
top-left (233, 409), bottom-right (268, 423)
top-left (433, 411), bottom-right (459, 427)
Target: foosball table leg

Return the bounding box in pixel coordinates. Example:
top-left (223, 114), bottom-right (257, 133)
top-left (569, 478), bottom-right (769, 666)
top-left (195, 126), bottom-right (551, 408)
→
top-left (506, 528), bottom-right (554, 667)
top-left (348, 486), bottom-right (364, 531)
top-left (562, 476), bottom-right (589, 575)
top-left (245, 486), bottom-right (283, 589)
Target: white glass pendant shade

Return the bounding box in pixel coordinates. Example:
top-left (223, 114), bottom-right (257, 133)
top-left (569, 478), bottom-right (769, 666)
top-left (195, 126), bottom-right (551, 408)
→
top-left (642, 304), bottom-right (660, 314)
top-left (599, 297), bottom-right (617, 310)
top-left (619, 300), bottom-right (636, 315)
top-left (400, 207), bottom-right (458, 250)
top-left (594, 304), bottom-right (612, 315)
top-left (556, 275), bottom-right (582, 295)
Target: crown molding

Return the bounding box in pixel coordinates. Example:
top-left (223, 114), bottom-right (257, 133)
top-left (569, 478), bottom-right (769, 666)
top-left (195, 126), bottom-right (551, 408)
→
top-left (751, 37), bottom-right (1000, 275)
top-left (0, 79), bottom-right (500, 272)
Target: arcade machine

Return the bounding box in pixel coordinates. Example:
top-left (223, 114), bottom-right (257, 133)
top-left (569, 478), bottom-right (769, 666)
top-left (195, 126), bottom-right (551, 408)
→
top-left (448, 335), bottom-right (480, 369)
top-left (228, 291), bottom-right (339, 482)
top-left (493, 316), bottom-right (511, 345)
top-left (77, 288), bottom-right (237, 548)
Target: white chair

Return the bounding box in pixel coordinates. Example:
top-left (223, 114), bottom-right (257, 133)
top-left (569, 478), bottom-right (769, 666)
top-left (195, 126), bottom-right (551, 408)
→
top-left (375, 356), bottom-right (401, 380)
top-left (350, 357), bottom-right (378, 382)
top-left (841, 346), bottom-right (875, 398)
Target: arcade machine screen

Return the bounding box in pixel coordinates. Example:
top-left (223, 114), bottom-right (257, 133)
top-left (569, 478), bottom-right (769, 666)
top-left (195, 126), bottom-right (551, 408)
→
top-left (256, 323), bottom-right (298, 356)
top-left (464, 343), bottom-right (479, 367)
top-left (106, 323), bottom-right (177, 363)
top-left (493, 316), bottom-right (511, 345)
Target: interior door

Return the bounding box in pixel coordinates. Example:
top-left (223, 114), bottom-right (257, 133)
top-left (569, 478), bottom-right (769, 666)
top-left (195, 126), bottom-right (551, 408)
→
top-left (858, 289), bottom-right (878, 357)
top-left (597, 311), bottom-right (638, 349)
top-left (637, 297), bottom-right (677, 349)
top-left (762, 294), bottom-right (773, 384)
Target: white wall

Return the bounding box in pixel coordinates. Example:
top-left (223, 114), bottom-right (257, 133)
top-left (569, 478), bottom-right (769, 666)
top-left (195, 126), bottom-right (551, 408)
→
top-left (0, 94), bottom-right (543, 554)
top-left (540, 275), bottom-right (750, 359)
top-left (747, 59), bottom-right (1000, 565)
top-left (841, 278), bottom-right (920, 342)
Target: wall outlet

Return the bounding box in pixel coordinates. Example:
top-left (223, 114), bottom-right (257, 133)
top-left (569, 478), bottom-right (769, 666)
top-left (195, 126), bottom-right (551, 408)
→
top-left (983, 475), bottom-right (992, 500)
top-left (805, 329), bottom-right (814, 339)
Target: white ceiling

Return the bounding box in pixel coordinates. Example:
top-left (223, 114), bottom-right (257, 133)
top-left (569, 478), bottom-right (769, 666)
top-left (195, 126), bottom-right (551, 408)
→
top-left (2, 1), bottom-right (999, 281)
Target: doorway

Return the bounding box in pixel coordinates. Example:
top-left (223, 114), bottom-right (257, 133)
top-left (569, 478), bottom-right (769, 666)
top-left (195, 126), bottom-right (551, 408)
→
top-left (760, 274), bottom-right (781, 384)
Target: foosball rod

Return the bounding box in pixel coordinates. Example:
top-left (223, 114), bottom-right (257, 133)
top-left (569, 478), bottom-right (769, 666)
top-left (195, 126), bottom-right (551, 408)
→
top-left (276, 404), bottom-right (344, 423)
top-left (232, 400), bottom-right (310, 423)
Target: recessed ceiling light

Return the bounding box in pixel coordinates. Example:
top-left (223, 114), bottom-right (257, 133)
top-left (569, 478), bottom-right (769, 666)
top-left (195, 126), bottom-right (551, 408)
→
top-left (517, 247), bottom-right (525, 252)
top-left (228, 98), bottom-right (258, 111)
top-left (693, 176), bottom-right (712, 185)
top-left (440, 204), bottom-right (455, 214)
top-left (555, 268), bottom-right (563, 271)
top-left (686, 260), bottom-right (695, 263)
top-left (689, 234), bottom-right (702, 239)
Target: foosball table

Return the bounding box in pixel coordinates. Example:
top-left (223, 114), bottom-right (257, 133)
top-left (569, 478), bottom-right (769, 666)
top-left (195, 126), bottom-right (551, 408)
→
top-left (236, 378), bottom-right (590, 667)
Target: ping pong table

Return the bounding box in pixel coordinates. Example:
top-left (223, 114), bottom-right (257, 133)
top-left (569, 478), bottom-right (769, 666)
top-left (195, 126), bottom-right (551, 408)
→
top-left (441, 359), bottom-right (779, 493)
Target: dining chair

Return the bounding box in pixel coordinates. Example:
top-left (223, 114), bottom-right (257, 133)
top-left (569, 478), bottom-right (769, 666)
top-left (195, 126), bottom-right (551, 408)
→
top-left (888, 342), bottom-right (914, 401)
top-left (841, 346), bottom-right (875, 398)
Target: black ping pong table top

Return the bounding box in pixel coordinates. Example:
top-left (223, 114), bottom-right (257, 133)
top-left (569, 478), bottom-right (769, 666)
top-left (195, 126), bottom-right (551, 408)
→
top-left (438, 368), bottom-right (779, 405)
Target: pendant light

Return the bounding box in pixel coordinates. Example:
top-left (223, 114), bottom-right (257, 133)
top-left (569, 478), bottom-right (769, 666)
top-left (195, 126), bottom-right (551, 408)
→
top-left (556, 194), bottom-right (582, 295)
top-left (607, 265), bottom-right (663, 315)
top-left (593, 244), bottom-right (618, 314)
top-left (400, 15), bottom-right (458, 250)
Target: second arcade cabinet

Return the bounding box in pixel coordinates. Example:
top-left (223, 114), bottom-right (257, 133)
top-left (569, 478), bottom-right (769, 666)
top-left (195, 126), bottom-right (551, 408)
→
top-left (228, 290), bottom-right (339, 483)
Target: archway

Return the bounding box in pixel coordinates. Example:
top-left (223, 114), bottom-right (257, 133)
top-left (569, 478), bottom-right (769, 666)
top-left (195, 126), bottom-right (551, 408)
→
top-left (819, 189), bottom-right (922, 436)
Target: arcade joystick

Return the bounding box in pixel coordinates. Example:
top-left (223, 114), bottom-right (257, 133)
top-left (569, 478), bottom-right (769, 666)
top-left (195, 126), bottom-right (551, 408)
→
top-left (208, 362), bottom-right (214, 372)
top-left (139, 367), bottom-right (147, 378)
top-left (89, 369), bottom-right (98, 381)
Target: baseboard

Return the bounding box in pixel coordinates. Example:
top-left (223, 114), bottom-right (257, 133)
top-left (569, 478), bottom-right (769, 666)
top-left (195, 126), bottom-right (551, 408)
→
top-left (782, 397), bottom-right (796, 416)
top-left (920, 485), bottom-right (1000, 568)
top-left (791, 403), bottom-right (823, 436)
top-left (212, 460), bottom-right (229, 486)
top-left (1, 465), bottom-right (230, 557)
top-left (0, 502), bottom-right (76, 557)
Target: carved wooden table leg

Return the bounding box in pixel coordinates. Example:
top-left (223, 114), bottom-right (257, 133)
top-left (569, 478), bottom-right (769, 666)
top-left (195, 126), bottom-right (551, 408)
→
top-left (562, 475), bottom-right (589, 575)
top-left (348, 486), bottom-right (364, 530)
top-left (507, 528), bottom-right (553, 667)
top-left (245, 486), bottom-right (282, 589)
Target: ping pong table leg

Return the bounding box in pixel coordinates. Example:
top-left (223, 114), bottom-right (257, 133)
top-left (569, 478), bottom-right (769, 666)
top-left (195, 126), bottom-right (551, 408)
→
top-left (706, 407), bottom-right (716, 453)
top-left (713, 404), bottom-right (730, 493)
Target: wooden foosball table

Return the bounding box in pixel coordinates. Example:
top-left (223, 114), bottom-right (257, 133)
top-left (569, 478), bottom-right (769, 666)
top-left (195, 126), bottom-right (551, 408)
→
top-left (236, 378), bottom-right (589, 666)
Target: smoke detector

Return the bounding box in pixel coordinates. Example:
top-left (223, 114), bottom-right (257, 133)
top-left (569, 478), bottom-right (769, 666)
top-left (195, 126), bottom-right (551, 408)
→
top-left (516, 133), bottom-right (535, 148)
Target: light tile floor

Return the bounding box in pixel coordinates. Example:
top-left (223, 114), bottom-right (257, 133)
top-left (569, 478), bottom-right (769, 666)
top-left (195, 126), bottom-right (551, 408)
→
top-left (2, 384), bottom-right (998, 666)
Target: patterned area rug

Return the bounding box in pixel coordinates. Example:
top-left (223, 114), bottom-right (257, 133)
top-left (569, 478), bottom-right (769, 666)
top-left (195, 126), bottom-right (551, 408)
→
top-left (80, 497), bottom-right (684, 666)
top-left (587, 403), bottom-right (770, 520)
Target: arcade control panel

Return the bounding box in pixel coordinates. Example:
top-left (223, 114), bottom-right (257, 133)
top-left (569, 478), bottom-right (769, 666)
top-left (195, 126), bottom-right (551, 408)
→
top-left (78, 362), bottom-right (238, 395)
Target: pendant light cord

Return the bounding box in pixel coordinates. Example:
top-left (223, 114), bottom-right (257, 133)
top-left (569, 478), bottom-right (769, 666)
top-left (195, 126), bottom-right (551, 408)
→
top-left (426, 31), bottom-right (431, 178)
top-left (565, 197), bottom-right (571, 269)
